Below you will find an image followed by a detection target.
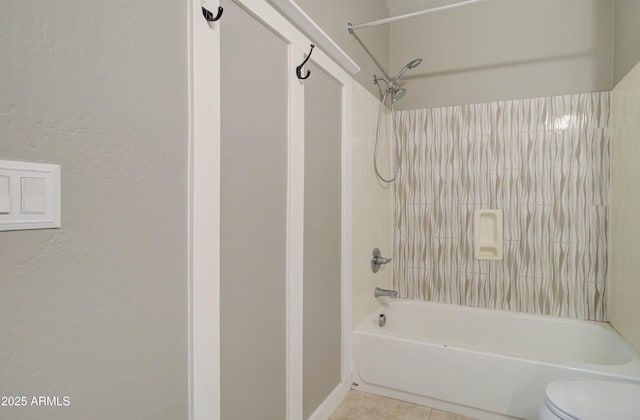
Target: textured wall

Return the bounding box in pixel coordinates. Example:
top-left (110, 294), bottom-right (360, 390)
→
top-left (352, 82), bottom-right (394, 327)
top-left (0, 1), bottom-right (188, 419)
top-left (390, 0), bottom-right (613, 110)
top-left (393, 92), bottom-right (610, 321)
top-left (610, 61), bottom-right (640, 352)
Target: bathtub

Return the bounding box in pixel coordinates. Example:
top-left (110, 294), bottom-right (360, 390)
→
top-left (352, 299), bottom-right (640, 420)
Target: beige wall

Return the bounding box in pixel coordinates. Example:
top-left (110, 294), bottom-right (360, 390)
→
top-left (0, 1), bottom-right (188, 419)
top-left (303, 62), bottom-right (343, 418)
top-left (390, 0), bottom-right (614, 109)
top-left (293, 0), bottom-right (390, 99)
top-left (613, 0), bottom-right (640, 85)
top-left (289, 1), bottom-right (396, 328)
top-left (220, 2), bottom-right (288, 418)
top-left (609, 60), bottom-right (640, 353)
top-left (351, 83), bottom-right (394, 327)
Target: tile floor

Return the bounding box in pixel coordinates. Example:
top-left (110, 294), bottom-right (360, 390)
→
top-left (329, 390), bottom-right (477, 420)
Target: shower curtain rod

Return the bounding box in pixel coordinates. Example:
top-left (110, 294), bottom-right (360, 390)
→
top-left (349, 30), bottom-right (391, 80)
top-left (347, 0), bottom-right (488, 32)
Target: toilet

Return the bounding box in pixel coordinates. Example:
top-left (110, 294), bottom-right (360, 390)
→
top-left (540, 378), bottom-right (640, 419)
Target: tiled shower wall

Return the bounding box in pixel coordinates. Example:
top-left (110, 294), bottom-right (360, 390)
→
top-left (393, 92), bottom-right (610, 321)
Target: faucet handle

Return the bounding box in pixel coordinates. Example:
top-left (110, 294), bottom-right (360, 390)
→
top-left (373, 255), bottom-right (392, 265)
top-left (371, 248), bottom-right (392, 273)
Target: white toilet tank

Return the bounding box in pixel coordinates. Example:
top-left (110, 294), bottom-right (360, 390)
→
top-left (540, 378), bottom-right (640, 420)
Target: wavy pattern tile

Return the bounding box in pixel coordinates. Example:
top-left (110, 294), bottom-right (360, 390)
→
top-left (393, 92), bottom-right (610, 321)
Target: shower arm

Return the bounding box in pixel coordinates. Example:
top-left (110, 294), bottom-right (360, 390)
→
top-left (373, 75), bottom-right (390, 88)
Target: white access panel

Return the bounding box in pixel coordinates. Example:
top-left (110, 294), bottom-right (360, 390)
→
top-left (0, 160), bottom-right (61, 231)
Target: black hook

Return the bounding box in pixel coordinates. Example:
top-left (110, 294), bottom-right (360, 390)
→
top-left (202, 6), bottom-right (223, 22)
top-left (296, 44), bottom-right (315, 80)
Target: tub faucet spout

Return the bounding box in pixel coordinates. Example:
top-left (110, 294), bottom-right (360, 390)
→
top-left (375, 287), bottom-right (398, 298)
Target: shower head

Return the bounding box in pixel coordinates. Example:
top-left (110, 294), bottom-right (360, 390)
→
top-left (407, 58), bottom-right (423, 69)
top-left (392, 88), bottom-right (406, 102)
top-left (373, 58), bottom-right (422, 102)
top-left (391, 58), bottom-right (423, 86)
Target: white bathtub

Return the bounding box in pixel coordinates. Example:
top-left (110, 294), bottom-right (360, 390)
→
top-left (352, 299), bottom-right (640, 420)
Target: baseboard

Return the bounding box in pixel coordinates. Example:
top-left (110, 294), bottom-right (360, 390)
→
top-left (307, 382), bottom-right (350, 420)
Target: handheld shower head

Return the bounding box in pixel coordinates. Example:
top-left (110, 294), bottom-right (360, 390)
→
top-left (372, 59), bottom-right (422, 184)
top-left (372, 58), bottom-right (422, 104)
top-left (407, 58), bottom-right (423, 69)
top-left (392, 58), bottom-right (423, 86)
